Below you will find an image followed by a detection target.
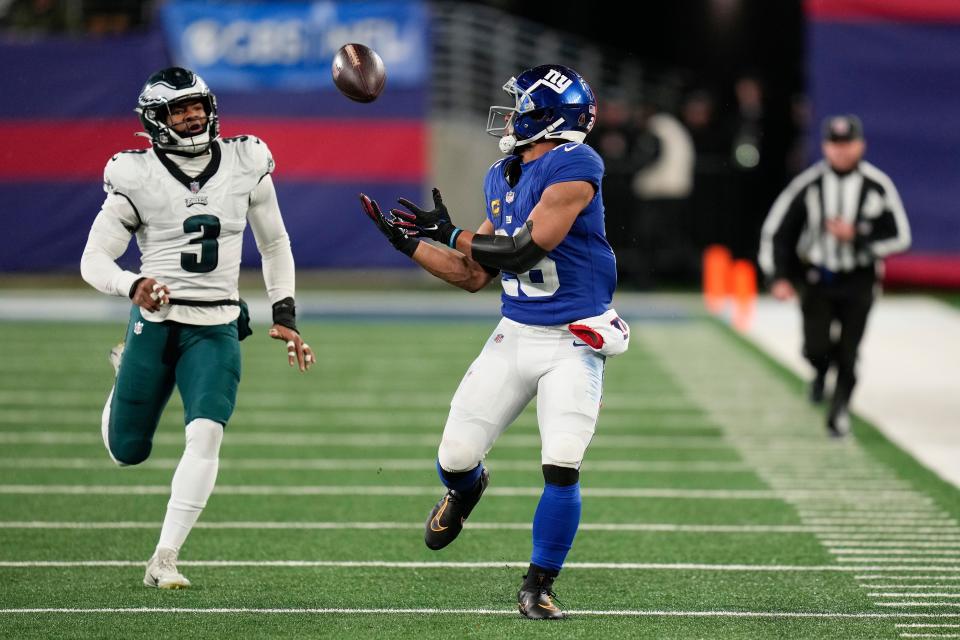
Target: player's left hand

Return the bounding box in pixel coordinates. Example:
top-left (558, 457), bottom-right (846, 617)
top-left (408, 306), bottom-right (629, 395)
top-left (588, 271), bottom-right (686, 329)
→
top-left (393, 187), bottom-right (459, 245)
top-left (268, 324), bottom-right (314, 372)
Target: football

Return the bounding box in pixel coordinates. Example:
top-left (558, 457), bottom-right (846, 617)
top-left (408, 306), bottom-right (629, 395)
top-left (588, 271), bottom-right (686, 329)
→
top-left (331, 43), bottom-right (386, 103)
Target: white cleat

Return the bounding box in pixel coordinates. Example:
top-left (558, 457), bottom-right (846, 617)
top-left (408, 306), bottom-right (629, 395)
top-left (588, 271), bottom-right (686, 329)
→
top-left (109, 342), bottom-right (125, 375)
top-left (144, 547), bottom-right (191, 589)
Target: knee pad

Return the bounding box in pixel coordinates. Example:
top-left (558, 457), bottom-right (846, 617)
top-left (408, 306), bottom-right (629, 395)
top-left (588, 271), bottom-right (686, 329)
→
top-left (437, 436), bottom-right (485, 473)
top-left (542, 432), bottom-right (588, 468)
top-left (185, 418), bottom-right (224, 461)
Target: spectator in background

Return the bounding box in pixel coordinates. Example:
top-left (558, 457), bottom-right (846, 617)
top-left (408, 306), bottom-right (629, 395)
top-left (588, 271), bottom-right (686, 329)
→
top-left (592, 94), bottom-right (658, 287)
top-left (682, 88), bottom-right (735, 255)
top-left (0, 0), bottom-right (67, 32)
top-left (758, 114), bottom-right (911, 438)
top-left (729, 74), bottom-right (768, 261)
top-left (631, 102), bottom-right (697, 282)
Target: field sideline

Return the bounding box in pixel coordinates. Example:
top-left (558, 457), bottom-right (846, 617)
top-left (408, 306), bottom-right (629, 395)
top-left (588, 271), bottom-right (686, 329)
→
top-left (1, 305), bottom-right (958, 639)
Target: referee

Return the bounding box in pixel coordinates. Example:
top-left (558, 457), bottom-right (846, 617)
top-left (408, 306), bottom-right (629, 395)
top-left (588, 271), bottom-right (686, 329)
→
top-left (758, 114), bottom-right (911, 437)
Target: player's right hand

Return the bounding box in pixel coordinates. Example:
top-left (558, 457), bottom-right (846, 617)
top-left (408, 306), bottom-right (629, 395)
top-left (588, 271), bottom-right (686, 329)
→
top-left (359, 193), bottom-right (419, 254)
top-left (131, 277), bottom-right (170, 312)
top-left (392, 187), bottom-right (457, 245)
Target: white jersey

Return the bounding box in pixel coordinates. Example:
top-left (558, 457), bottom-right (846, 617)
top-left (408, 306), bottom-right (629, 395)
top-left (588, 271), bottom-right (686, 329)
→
top-left (81, 135), bottom-right (295, 325)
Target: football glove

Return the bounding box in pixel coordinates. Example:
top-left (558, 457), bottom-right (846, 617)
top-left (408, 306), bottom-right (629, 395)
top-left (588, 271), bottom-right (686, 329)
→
top-left (392, 187), bottom-right (462, 248)
top-left (359, 193), bottom-right (420, 257)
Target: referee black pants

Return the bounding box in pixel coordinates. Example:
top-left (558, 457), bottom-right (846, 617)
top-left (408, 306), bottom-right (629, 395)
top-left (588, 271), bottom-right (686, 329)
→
top-left (799, 266), bottom-right (876, 409)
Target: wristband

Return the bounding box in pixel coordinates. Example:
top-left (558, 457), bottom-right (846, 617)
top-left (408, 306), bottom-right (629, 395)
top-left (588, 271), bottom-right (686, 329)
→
top-left (272, 297), bottom-right (297, 332)
top-left (128, 277), bottom-right (146, 299)
top-left (447, 227), bottom-right (463, 248)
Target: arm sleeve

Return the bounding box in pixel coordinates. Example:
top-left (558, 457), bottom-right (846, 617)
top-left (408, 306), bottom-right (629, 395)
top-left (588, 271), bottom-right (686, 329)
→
top-left (248, 174), bottom-right (295, 303)
top-left (79, 193), bottom-right (141, 297)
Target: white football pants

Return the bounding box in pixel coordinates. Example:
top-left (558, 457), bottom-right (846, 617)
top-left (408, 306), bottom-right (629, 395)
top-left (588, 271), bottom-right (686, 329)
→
top-left (437, 317), bottom-right (605, 472)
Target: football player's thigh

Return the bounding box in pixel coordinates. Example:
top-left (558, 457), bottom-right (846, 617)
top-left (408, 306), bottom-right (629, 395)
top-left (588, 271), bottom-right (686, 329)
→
top-left (110, 309), bottom-right (176, 459)
top-left (536, 351), bottom-right (605, 468)
top-left (176, 322), bottom-right (241, 426)
top-left (443, 322), bottom-right (535, 457)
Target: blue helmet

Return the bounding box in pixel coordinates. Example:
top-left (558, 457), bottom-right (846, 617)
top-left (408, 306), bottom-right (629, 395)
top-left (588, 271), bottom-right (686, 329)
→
top-left (486, 64), bottom-right (597, 154)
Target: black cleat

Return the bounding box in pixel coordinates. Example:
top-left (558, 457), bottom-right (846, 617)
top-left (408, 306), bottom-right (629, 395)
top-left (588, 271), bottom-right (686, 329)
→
top-left (809, 371), bottom-right (826, 404)
top-left (424, 467), bottom-right (489, 550)
top-left (826, 404), bottom-right (850, 439)
top-left (517, 571), bottom-right (564, 620)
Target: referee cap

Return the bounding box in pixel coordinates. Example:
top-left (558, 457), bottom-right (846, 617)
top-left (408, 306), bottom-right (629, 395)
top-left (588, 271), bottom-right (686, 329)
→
top-left (822, 114), bottom-right (864, 142)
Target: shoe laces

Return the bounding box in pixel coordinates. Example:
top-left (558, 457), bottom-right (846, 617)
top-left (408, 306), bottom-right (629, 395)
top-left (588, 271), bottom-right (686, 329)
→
top-left (523, 574), bottom-right (560, 601)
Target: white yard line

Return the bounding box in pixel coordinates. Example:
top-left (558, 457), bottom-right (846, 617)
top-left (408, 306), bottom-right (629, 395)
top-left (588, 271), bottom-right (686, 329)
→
top-left (0, 521), bottom-right (830, 533)
top-left (867, 586), bottom-right (960, 590)
top-left (822, 542), bottom-right (960, 548)
top-left (832, 550), bottom-right (960, 557)
top-left (1, 607), bottom-right (959, 619)
top-left (860, 577), bottom-right (960, 581)
top-left (3, 560), bottom-right (960, 572)
top-left (872, 594), bottom-right (960, 599)
top-left (0, 456), bottom-right (751, 473)
top-left (0, 431), bottom-right (733, 450)
top-left (879, 603), bottom-right (960, 608)
top-left (0, 484), bottom-right (787, 499)
top-left (894, 622), bottom-right (960, 629)
top-left (0, 483), bottom-right (934, 501)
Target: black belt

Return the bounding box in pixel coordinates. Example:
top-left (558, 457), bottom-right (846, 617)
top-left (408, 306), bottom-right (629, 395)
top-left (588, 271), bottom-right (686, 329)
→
top-left (168, 298), bottom-right (240, 307)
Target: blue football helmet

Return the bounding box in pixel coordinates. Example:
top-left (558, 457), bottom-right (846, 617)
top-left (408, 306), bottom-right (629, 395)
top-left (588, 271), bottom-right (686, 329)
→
top-left (487, 64), bottom-right (597, 154)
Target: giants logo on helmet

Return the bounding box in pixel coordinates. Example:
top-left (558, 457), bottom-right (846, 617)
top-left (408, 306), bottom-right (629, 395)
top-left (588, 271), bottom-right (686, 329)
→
top-left (542, 69), bottom-right (573, 93)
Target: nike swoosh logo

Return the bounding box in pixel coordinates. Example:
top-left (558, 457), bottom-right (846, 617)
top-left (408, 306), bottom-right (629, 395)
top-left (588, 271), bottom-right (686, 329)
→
top-left (429, 496), bottom-right (450, 532)
top-left (572, 341), bottom-right (589, 347)
top-left (563, 143), bottom-right (579, 152)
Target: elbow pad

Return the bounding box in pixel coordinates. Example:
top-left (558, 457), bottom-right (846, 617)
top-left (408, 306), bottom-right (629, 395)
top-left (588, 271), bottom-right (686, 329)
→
top-left (470, 221), bottom-right (547, 274)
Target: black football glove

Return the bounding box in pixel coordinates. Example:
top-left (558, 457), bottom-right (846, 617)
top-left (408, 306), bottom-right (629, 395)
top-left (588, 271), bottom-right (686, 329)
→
top-left (359, 193), bottom-right (420, 257)
top-left (392, 187), bottom-right (462, 248)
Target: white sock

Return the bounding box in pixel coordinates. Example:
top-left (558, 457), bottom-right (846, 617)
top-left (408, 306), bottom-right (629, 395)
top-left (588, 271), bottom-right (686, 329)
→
top-left (156, 418), bottom-right (223, 554)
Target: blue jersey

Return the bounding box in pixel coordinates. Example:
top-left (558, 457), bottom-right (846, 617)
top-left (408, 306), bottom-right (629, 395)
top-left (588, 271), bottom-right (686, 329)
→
top-left (482, 142), bottom-right (617, 325)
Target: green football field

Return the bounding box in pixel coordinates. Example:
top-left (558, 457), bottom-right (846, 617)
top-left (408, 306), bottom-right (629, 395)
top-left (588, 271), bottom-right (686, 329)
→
top-left (1, 314), bottom-right (959, 639)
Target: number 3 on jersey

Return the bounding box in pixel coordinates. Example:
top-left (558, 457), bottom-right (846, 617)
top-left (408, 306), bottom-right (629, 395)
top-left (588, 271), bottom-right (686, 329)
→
top-left (181, 214), bottom-right (220, 273)
top-left (498, 228), bottom-right (560, 298)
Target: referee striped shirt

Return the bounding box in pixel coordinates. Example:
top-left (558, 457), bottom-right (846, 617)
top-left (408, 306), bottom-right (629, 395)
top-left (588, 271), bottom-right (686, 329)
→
top-left (758, 160), bottom-right (911, 281)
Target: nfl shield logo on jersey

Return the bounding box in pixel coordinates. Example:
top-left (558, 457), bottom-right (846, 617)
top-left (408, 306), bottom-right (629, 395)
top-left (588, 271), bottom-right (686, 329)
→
top-left (189, 181), bottom-right (200, 194)
top-left (133, 321), bottom-right (144, 335)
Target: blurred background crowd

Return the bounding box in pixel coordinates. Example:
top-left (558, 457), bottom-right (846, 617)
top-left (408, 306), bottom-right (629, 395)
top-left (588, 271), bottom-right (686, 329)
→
top-left (1, 0), bottom-right (956, 291)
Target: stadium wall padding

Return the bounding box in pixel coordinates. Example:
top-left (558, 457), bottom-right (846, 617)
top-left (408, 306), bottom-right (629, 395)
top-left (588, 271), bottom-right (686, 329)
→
top-left (807, 0), bottom-right (960, 285)
top-left (0, 3), bottom-right (427, 272)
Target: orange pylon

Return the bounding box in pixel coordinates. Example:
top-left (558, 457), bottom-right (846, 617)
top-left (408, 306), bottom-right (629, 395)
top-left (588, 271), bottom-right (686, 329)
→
top-left (703, 245), bottom-right (732, 314)
top-left (731, 259), bottom-right (757, 332)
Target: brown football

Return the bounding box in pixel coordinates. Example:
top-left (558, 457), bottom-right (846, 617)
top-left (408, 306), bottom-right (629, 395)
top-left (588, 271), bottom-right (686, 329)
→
top-left (331, 43), bottom-right (386, 103)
